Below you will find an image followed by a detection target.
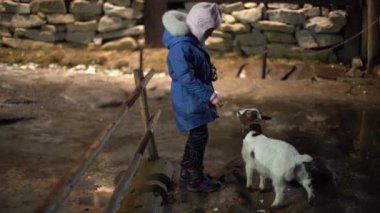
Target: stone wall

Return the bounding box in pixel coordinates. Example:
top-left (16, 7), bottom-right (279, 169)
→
top-left (199, 2), bottom-right (347, 63)
top-left (0, 0), bottom-right (145, 51)
top-left (0, 1), bottom-right (349, 62)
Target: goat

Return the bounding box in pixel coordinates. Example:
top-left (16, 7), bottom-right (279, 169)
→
top-left (238, 108), bottom-right (314, 207)
top-left (242, 131), bottom-right (315, 207)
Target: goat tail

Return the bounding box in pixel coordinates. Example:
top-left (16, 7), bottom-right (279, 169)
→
top-left (296, 154), bottom-right (313, 164)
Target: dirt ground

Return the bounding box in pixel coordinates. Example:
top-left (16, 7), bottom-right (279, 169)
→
top-left (1, 48), bottom-right (380, 213)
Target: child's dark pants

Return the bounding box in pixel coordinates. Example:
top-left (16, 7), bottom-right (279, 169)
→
top-left (183, 124), bottom-right (208, 170)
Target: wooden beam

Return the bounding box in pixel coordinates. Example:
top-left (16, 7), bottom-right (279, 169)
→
top-left (343, 0), bottom-right (363, 63)
top-left (368, 0), bottom-right (380, 73)
top-left (144, 0), bottom-right (167, 47)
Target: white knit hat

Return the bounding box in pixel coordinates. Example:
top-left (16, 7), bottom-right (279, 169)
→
top-left (186, 2), bottom-right (222, 42)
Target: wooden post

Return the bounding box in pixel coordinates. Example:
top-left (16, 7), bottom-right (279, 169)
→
top-left (344, 1), bottom-right (363, 64)
top-left (144, 0), bottom-right (167, 47)
top-left (368, 0), bottom-right (380, 73)
top-left (134, 48), bottom-right (159, 160)
top-left (262, 45), bottom-right (267, 79)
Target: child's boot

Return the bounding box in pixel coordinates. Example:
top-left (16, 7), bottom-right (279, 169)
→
top-left (186, 169), bottom-right (221, 193)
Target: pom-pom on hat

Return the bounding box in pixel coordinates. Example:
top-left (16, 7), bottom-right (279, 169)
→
top-left (186, 2), bottom-right (222, 42)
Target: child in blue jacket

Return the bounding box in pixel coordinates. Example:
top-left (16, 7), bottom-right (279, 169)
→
top-left (162, 2), bottom-right (223, 193)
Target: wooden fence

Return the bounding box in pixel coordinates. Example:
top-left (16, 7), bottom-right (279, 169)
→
top-left (35, 49), bottom-right (160, 213)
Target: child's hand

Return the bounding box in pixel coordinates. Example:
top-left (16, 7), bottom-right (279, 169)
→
top-left (210, 93), bottom-right (224, 108)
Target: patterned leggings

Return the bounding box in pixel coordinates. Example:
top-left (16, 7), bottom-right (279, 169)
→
top-left (183, 124), bottom-right (208, 170)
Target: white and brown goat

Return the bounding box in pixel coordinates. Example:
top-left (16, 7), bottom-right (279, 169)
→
top-left (237, 108), bottom-right (315, 207)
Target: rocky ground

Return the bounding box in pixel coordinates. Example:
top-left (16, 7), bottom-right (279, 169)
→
top-left (1, 48), bottom-right (380, 213)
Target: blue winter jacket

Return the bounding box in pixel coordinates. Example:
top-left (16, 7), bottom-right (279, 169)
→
top-left (162, 29), bottom-right (218, 132)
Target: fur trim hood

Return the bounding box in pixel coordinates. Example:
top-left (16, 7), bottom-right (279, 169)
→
top-left (162, 10), bottom-right (190, 37)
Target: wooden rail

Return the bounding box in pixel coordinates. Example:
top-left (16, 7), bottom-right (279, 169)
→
top-left (105, 110), bottom-right (161, 213)
top-left (35, 68), bottom-right (159, 213)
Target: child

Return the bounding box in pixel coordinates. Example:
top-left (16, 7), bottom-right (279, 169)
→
top-left (162, 2), bottom-right (223, 193)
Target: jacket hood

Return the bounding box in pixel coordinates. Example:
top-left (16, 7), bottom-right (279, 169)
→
top-left (162, 10), bottom-right (198, 49)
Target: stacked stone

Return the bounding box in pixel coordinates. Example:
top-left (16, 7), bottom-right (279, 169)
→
top-left (0, 0), bottom-right (145, 51)
top-left (198, 2), bottom-right (347, 62)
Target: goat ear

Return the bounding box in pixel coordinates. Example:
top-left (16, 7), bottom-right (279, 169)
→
top-left (236, 111), bottom-right (241, 117)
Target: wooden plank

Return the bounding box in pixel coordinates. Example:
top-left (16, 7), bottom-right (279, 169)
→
top-left (35, 70), bottom-right (156, 213)
top-left (105, 110), bottom-right (162, 213)
top-left (117, 159), bottom-right (174, 213)
top-left (134, 49), bottom-right (159, 160)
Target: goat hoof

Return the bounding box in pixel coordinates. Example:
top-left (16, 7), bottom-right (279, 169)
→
top-left (246, 186), bottom-right (257, 192)
top-left (259, 188), bottom-right (272, 193)
top-left (308, 198), bottom-right (315, 206)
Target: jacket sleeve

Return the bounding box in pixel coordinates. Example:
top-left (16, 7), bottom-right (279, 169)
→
top-left (168, 45), bottom-right (214, 102)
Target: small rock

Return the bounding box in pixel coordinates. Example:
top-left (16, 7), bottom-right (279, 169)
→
top-left (295, 30), bottom-right (318, 49)
top-left (11, 14), bottom-right (46, 28)
top-left (222, 14), bottom-right (236, 24)
top-left (107, 0), bottom-right (131, 7)
top-left (102, 37), bottom-right (138, 51)
top-left (234, 30), bottom-right (266, 46)
top-left (70, 0), bottom-right (102, 15)
top-left (31, 0), bottom-right (67, 14)
top-left (132, 0), bottom-right (144, 11)
top-left (14, 28), bottom-right (65, 42)
top-left (314, 34), bottom-right (343, 48)
top-left (305, 16), bottom-right (345, 33)
top-left (67, 20), bottom-right (97, 32)
top-left (104, 2), bottom-right (143, 19)
top-left (65, 31), bottom-right (95, 44)
top-left (85, 65), bottom-right (97, 74)
top-left (253, 20), bottom-right (295, 33)
top-left (96, 25), bottom-right (144, 40)
top-left (97, 15), bottom-right (136, 33)
top-left (231, 6), bottom-right (264, 24)
top-left (220, 23), bottom-right (250, 33)
top-left (1, 37), bottom-right (54, 49)
top-left (212, 30), bottom-right (233, 39)
top-left (302, 6), bottom-right (321, 18)
top-left (267, 9), bottom-right (306, 25)
top-left (0, 26), bottom-right (11, 37)
top-left (46, 14), bottom-right (75, 24)
top-left (244, 3), bottom-right (257, 9)
top-left (264, 31), bottom-right (296, 43)
top-left (220, 2), bottom-right (245, 14)
top-left (206, 36), bottom-right (232, 52)
top-left (268, 3), bottom-right (300, 10)
top-left (2, 0), bottom-right (31, 14)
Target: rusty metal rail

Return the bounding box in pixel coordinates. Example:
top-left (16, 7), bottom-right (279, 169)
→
top-left (35, 66), bottom-right (158, 213)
